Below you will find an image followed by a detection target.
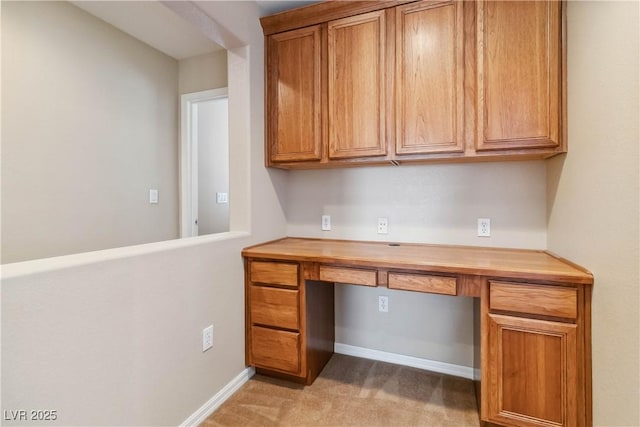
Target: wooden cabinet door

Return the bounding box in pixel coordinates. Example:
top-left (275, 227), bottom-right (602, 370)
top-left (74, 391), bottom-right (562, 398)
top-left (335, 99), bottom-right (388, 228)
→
top-left (476, 1), bottom-right (562, 151)
top-left (395, 0), bottom-right (464, 155)
top-left (267, 25), bottom-right (322, 163)
top-left (485, 314), bottom-right (578, 427)
top-left (328, 11), bottom-right (386, 159)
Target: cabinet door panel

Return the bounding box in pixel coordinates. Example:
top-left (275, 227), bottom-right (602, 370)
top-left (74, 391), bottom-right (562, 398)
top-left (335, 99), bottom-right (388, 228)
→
top-left (486, 314), bottom-right (577, 427)
top-left (250, 261), bottom-right (299, 287)
top-left (319, 265), bottom-right (377, 287)
top-left (477, 1), bottom-right (561, 151)
top-left (395, 1), bottom-right (463, 154)
top-left (251, 326), bottom-right (301, 374)
top-left (328, 11), bottom-right (386, 159)
top-left (490, 281), bottom-right (577, 319)
top-left (268, 26), bottom-right (322, 162)
top-left (250, 286), bottom-right (299, 330)
top-left (388, 272), bottom-right (457, 295)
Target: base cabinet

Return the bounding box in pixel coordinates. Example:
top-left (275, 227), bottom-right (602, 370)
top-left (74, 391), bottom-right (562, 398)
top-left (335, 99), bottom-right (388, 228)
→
top-left (245, 260), bottom-right (334, 384)
top-left (485, 314), bottom-right (578, 427)
top-left (482, 280), bottom-right (588, 427)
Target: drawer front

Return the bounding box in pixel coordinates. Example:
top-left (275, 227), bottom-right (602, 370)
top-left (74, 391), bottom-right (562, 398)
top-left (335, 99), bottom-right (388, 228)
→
top-left (319, 265), bottom-right (377, 287)
top-left (250, 286), bottom-right (299, 330)
top-left (250, 261), bottom-right (298, 287)
top-left (388, 272), bottom-right (457, 296)
top-left (490, 281), bottom-right (577, 319)
top-left (251, 326), bottom-right (300, 374)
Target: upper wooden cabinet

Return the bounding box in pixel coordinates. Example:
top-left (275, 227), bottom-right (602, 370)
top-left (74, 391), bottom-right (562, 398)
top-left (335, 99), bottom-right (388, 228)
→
top-left (328, 11), bottom-right (387, 159)
top-left (476, 1), bottom-right (562, 151)
top-left (261, 1), bottom-right (566, 169)
top-left (395, 0), bottom-right (464, 155)
top-left (266, 26), bottom-right (322, 162)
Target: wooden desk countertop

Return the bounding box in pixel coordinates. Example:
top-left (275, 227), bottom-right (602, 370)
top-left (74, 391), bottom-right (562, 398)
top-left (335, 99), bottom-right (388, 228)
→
top-left (242, 237), bottom-right (593, 285)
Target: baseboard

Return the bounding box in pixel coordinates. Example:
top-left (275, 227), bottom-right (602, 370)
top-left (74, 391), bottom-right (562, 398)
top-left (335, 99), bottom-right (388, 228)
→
top-left (334, 343), bottom-right (474, 380)
top-left (180, 367), bottom-right (255, 426)
top-left (474, 368), bottom-right (482, 381)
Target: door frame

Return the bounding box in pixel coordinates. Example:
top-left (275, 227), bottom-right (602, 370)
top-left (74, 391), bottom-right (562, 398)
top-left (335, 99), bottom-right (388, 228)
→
top-left (180, 87), bottom-right (229, 238)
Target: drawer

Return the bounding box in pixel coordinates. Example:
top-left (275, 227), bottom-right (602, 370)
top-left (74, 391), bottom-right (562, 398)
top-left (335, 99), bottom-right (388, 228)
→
top-left (319, 265), bottom-right (377, 287)
top-left (250, 261), bottom-right (298, 287)
top-left (251, 326), bottom-right (300, 374)
top-left (490, 281), bottom-right (577, 319)
top-left (250, 286), bottom-right (299, 330)
top-left (388, 272), bottom-right (457, 296)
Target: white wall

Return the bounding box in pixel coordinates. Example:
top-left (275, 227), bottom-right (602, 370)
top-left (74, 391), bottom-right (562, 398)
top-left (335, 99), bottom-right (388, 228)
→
top-left (1, 1), bottom-right (288, 425)
top-left (286, 161), bottom-right (547, 366)
top-left (1, 1), bottom-right (179, 263)
top-left (547, 1), bottom-right (639, 425)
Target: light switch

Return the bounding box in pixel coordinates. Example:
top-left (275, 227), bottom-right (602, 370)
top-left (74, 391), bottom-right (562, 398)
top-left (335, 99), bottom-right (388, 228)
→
top-left (216, 192), bottom-right (228, 204)
top-left (149, 189), bottom-right (159, 204)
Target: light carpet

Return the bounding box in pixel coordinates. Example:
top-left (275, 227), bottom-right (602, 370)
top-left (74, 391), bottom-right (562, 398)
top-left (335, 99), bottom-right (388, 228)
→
top-left (201, 354), bottom-right (480, 426)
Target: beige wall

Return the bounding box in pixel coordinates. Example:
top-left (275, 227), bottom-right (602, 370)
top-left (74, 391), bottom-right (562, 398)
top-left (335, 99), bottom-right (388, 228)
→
top-left (1, 1), bottom-right (289, 425)
top-left (179, 50), bottom-right (228, 95)
top-left (547, 1), bottom-right (640, 425)
top-left (2, 237), bottom-right (249, 425)
top-left (1, 1), bottom-right (180, 263)
top-left (286, 161), bottom-right (547, 366)
top-left (197, 97), bottom-right (229, 235)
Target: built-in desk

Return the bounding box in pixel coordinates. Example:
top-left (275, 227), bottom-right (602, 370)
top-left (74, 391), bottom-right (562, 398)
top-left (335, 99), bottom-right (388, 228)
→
top-left (242, 237), bottom-right (593, 427)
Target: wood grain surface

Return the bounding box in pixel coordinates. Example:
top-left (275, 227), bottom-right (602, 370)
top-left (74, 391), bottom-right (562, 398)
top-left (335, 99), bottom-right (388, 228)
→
top-left (476, 0), bottom-right (561, 151)
top-left (489, 281), bottom-right (577, 319)
top-left (250, 261), bottom-right (299, 287)
top-left (388, 272), bottom-right (457, 295)
top-left (243, 237), bottom-right (593, 285)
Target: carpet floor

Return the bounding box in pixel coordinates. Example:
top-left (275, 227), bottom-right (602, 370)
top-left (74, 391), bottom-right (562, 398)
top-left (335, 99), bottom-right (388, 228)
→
top-left (201, 354), bottom-right (480, 426)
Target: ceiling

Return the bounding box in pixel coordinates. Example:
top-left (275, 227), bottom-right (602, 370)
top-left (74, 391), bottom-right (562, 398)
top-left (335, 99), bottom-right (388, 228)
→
top-left (255, 1), bottom-right (320, 16)
top-left (71, 1), bottom-right (320, 61)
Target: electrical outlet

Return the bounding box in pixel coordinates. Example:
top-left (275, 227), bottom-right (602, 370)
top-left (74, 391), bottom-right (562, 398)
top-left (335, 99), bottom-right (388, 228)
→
top-left (377, 217), bottom-right (388, 234)
top-left (378, 295), bottom-right (389, 313)
top-left (202, 325), bottom-right (213, 352)
top-left (477, 218), bottom-right (491, 237)
top-left (321, 215), bottom-right (331, 231)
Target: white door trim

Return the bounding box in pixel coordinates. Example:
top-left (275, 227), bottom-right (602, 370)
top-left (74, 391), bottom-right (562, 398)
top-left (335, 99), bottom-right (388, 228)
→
top-left (180, 87), bottom-right (229, 238)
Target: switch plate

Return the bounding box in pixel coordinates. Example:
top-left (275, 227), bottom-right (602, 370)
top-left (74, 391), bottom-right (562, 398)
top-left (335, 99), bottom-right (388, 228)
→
top-left (378, 296), bottom-right (389, 313)
top-left (322, 215), bottom-right (331, 231)
top-left (149, 189), bottom-right (158, 204)
top-left (377, 217), bottom-right (388, 234)
top-left (216, 192), bottom-right (228, 204)
top-left (477, 218), bottom-right (491, 237)
top-left (202, 325), bottom-right (213, 352)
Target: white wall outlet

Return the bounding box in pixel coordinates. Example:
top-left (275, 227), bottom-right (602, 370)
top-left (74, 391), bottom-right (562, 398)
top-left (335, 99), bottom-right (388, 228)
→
top-left (378, 295), bottom-right (389, 313)
top-left (216, 192), bottom-right (228, 204)
top-left (321, 215), bottom-right (331, 231)
top-left (202, 325), bottom-right (213, 352)
top-left (149, 189), bottom-right (159, 204)
top-left (377, 217), bottom-right (388, 234)
top-left (477, 218), bottom-right (491, 237)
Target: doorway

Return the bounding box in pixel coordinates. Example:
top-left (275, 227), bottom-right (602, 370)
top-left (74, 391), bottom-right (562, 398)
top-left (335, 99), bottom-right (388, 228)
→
top-left (180, 88), bottom-right (229, 237)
